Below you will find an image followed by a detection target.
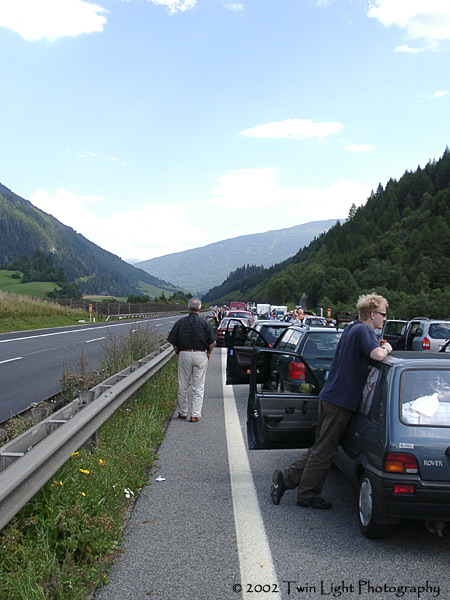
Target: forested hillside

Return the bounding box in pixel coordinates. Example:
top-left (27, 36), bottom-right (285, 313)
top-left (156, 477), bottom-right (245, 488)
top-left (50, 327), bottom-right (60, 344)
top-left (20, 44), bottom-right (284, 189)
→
top-left (203, 148), bottom-right (450, 319)
top-left (0, 183), bottom-right (179, 297)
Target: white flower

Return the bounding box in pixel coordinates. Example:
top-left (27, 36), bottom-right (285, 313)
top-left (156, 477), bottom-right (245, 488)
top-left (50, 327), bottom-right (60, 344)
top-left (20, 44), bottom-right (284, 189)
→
top-left (124, 488), bottom-right (134, 499)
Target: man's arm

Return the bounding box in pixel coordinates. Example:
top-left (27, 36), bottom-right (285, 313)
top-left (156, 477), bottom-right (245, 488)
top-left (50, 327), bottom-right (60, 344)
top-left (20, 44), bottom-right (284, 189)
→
top-left (370, 341), bottom-right (392, 362)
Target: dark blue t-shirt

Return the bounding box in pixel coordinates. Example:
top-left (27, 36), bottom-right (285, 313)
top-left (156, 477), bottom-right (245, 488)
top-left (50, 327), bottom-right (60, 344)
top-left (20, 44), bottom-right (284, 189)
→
top-left (319, 320), bottom-right (379, 411)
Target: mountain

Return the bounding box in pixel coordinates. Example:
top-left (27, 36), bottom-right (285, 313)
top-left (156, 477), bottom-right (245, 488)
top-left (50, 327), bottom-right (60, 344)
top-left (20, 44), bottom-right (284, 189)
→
top-left (0, 182), bottom-right (179, 298)
top-left (202, 148), bottom-right (450, 320)
top-left (135, 220), bottom-right (339, 295)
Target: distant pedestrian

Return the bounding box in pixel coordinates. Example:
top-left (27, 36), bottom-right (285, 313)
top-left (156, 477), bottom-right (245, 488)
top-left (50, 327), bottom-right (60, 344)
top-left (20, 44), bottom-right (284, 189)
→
top-left (270, 293), bottom-right (392, 509)
top-left (167, 298), bottom-right (216, 423)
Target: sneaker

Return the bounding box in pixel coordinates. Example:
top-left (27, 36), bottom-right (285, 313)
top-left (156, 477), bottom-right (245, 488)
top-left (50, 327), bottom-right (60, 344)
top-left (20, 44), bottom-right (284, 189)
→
top-left (297, 496), bottom-right (332, 510)
top-left (270, 470), bottom-right (285, 505)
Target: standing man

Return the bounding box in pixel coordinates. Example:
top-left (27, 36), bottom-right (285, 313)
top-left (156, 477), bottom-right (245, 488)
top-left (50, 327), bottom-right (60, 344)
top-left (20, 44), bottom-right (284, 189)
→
top-left (270, 293), bottom-right (392, 509)
top-left (167, 298), bottom-right (216, 423)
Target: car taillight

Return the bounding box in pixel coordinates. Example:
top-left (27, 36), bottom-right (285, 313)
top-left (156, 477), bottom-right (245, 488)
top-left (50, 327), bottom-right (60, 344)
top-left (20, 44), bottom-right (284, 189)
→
top-left (384, 453), bottom-right (419, 474)
top-left (393, 484), bottom-right (415, 495)
top-left (288, 361), bottom-right (305, 381)
top-left (422, 337), bottom-right (431, 350)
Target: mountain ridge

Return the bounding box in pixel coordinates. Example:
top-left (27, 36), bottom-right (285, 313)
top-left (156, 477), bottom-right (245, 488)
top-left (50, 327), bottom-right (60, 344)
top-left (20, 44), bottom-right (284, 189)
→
top-left (136, 219), bottom-right (340, 294)
top-left (0, 182), bottom-right (179, 298)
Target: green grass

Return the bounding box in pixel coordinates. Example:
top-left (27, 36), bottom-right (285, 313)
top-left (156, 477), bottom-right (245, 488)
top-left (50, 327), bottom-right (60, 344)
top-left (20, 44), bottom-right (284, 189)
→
top-left (0, 359), bottom-right (178, 600)
top-left (0, 289), bottom-right (87, 333)
top-left (0, 270), bottom-right (62, 297)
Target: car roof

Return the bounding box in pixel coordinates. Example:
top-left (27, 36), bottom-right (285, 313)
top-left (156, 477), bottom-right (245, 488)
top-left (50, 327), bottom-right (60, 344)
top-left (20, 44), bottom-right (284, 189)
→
top-left (409, 317), bottom-right (450, 323)
top-left (253, 320), bottom-right (290, 326)
top-left (388, 351), bottom-right (450, 365)
top-left (287, 324), bottom-right (340, 333)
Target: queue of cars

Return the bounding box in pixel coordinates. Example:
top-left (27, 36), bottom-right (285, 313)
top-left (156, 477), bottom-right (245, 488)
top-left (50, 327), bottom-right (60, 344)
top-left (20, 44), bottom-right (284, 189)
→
top-left (218, 309), bottom-right (450, 539)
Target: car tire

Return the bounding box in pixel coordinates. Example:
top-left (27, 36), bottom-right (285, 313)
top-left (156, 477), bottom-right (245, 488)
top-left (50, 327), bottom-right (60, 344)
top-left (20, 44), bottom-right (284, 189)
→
top-left (358, 474), bottom-right (390, 539)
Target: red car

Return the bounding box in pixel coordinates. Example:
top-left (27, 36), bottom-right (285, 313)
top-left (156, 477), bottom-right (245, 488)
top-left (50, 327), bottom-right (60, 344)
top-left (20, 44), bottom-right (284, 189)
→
top-left (226, 310), bottom-right (255, 325)
top-left (216, 317), bottom-right (250, 347)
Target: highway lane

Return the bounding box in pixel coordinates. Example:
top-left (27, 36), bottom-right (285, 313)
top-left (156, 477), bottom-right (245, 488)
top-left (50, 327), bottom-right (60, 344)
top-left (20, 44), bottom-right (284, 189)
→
top-left (0, 315), bottom-right (182, 422)
top-left (94, 347), bottom-right (450, 600)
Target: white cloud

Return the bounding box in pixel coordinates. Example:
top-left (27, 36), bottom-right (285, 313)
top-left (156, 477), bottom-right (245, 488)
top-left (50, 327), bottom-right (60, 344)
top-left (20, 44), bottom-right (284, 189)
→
top-left (427, 90), bottom-right (449, 98)
top-left (149, 0), bottom-right (196, 15)
top-left (239, 118), bottom-right (344, 141)
top-left (345, 144), bottom-right (374, 153)
top-left (210, 168), bottom-right (368, 223)
top-left (224, 2), bottom-right (244, 11)
top-left (395, 44), bottom-right (423, 54)
top-left (313, 0), bottom-right (335, 7)
top-left (368, 1), bottom-right (450, 43)
top-left (29, 188), bottom-right (208, 260)
top-left (0, 0), bottom-right (107, 42)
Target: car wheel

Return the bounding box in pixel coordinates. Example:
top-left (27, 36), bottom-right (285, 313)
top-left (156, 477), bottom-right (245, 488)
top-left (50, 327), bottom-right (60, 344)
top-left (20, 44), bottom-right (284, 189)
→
top-left (358, 474), bottom-right (390, 539)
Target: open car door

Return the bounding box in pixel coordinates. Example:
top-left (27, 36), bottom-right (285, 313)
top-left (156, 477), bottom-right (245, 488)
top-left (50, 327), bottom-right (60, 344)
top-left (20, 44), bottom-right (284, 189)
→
top-left (247, 348), bottom-right (321, 450)
top-left (226, 323), bottom-right (270, 385)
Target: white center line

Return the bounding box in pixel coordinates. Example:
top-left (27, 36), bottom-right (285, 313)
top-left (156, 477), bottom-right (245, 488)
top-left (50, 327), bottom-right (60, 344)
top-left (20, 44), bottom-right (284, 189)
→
top-left (0, 357), bottom-right (23, 365)
top-left (221, 349), bottom-right (280, 598)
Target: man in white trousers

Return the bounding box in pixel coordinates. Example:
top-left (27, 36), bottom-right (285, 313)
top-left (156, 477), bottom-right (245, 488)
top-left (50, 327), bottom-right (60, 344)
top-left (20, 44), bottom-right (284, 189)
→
top-left (167, 298), bottom-right (216, 422)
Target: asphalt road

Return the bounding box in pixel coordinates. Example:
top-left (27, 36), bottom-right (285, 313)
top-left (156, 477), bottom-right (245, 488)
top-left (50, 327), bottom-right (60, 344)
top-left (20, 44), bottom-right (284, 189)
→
top-left (0, 315), bottom-right (182, 422)
top-left (93, 347), bottom-right (450, 600)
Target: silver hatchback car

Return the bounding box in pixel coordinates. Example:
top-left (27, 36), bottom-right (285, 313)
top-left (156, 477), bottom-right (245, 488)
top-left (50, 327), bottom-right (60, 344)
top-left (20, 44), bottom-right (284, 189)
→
top-left (383, 318), bottom-right (450, 352)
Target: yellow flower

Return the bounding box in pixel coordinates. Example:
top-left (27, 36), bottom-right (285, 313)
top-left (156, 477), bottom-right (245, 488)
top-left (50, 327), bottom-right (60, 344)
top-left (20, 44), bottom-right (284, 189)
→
top-left (98, 459), bottom-right (105, 465)
top-left (80, 492), bottom-right (86, 497)
top-left (79, 469), bottom-right (90, 475)
top-left (71, 452), bottom-right (79, 457)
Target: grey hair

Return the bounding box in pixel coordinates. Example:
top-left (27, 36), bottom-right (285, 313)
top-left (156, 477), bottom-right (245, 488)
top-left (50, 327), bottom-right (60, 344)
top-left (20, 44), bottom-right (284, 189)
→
top-left (188, 298), bottom-right (202, 311)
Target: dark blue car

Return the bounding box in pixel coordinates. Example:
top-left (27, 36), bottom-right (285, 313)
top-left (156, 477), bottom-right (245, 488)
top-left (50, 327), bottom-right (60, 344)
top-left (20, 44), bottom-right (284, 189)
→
top-left (245, 349), bottom-right (450, 538)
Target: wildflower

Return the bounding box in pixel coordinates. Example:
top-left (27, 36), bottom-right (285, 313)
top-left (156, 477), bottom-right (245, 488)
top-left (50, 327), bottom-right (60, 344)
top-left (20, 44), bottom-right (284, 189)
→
top-left (98, 459), bottom-right (105, 465)
top-left (124, 488), bottom-right (134, 499)
top-left (79, 469), bottom-right (90, 475)
top-left (80, 492), bottom-right (86, 497)
top-left (71, 451), bottom-right (79, 457)
top-left (51, 480), bottom-right (63, 487)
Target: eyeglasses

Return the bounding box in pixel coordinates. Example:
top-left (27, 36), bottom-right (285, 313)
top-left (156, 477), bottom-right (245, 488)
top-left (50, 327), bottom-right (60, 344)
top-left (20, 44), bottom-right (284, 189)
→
top-left (376, 311), bottom-right (387, 317)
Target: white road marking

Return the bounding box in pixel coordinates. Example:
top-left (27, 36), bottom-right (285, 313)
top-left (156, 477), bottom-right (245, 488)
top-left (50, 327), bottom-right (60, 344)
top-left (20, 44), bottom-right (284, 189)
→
top-left (85, 337), bottom-right (106, 343)
top-left (221, 350), bottom-right (280, 598)
top-left (0, 320), bottom-right (156, 344)
top-left (0, 357), bottom-right (23, 365)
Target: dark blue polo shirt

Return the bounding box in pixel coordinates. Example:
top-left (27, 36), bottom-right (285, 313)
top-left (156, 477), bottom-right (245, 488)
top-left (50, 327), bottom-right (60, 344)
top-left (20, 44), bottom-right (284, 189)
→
top-left (319, 320), bottom-right (379, 411)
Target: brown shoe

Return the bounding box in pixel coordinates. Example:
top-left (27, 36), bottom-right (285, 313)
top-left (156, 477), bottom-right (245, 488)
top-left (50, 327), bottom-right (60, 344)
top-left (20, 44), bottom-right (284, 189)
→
top-left (178, 413), bottom-right (187, 420)
top-left (189, 416), bottom-right (200, 423)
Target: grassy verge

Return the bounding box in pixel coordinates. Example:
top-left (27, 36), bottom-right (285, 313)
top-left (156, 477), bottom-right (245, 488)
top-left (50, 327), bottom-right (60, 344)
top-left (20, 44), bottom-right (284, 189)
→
top-left (0, 358), bottom-right (178, 600)
top-left (0, 290), bottom-right (87, 333)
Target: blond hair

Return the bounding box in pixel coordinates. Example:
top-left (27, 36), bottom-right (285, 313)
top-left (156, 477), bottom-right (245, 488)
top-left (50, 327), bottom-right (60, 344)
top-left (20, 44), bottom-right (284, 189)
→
top-left (356, 293), bottom-right (389, 321)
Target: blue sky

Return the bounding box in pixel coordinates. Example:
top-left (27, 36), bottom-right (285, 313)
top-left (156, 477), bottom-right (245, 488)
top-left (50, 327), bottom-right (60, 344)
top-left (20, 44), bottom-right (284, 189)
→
top-left (0, 0), bottom-right (449, 262)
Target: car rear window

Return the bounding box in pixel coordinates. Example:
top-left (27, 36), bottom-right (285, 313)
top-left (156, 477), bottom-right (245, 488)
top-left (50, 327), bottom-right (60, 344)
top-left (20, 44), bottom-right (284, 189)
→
top-left (400, 369), bottom-right (450, 426)
top-left (276, 329), bottom-right (302, 352)
top-left (428, 323), bottom-right (450, 339)
top-left (302, 332), bottom-right (341, 357)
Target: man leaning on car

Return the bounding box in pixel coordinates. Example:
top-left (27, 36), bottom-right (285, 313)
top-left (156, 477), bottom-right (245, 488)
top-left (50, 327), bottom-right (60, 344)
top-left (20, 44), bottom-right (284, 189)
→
top-left (270, 293), bottom-right (393, 510)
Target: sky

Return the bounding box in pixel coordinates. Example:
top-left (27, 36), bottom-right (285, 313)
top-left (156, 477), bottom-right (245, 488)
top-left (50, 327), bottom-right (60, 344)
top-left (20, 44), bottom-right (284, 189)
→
top-left (0, 0), bottom-right (449, 262)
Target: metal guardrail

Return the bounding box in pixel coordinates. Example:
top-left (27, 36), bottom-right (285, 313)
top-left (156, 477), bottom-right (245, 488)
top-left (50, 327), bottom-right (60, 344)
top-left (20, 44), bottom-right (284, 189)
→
top-left (0, 343), bottom-right (175, 532)
top-left (105, 311), bottom-right (170, 321)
